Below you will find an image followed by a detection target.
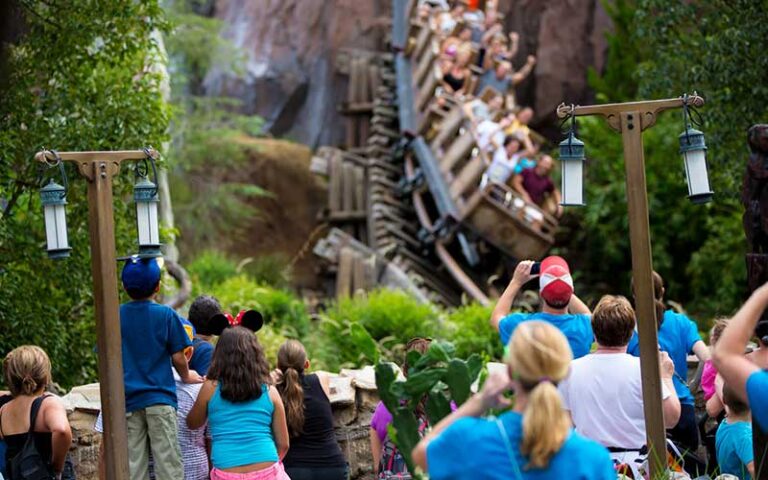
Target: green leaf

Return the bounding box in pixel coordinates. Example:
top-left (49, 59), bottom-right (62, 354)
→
top-left (389, 408), bottom-right (423, 477)
top-left (466, 353), bottom-right (483, 383)
top-left (425, 389), bottom-right (452, 426)
top-left (444, 359), bottom-right (472, 406)
top-left (403, 368), bottom-right (447, 398)
top-left (350, 322), bottom-right (379, 364)
top-left (375, 362), bottom-right (400, 413)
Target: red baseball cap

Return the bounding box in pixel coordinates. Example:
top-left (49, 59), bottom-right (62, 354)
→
top-left (539, 256), bottom-right (574, 306)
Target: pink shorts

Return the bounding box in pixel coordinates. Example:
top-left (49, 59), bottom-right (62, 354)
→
top-left (210, 462), bottom-right (290, 480)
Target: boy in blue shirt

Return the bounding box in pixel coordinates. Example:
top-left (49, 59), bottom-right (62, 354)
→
top-left (120, 256), bottom-right (203, 480)
top-left (490, 256), bottom-right (593, 358)
top-left (716, 383), bottom-right (755, 479)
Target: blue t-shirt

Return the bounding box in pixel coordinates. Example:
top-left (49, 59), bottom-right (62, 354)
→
top-left (747, 370), bottom-right (768, 432)
top-left (209, 384), bottom-right (277, 469)
top-left (426, 411), bottom-right (615, 480)
top-left (189, 338), bottom-right (214, 376)
top-left (716, 419), bottom-right (753, 480)
top-left (499, 313), bottom-right (594, 359)
top-left (120, 300), bottom-right (192, 412)
top-left (627, 310), bottom-right (701, 405)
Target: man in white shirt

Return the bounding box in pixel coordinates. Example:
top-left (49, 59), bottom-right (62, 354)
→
top-left (558, 295), bottom-right (681, 475)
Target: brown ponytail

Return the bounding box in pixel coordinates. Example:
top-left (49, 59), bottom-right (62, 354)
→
top-left (507, 322), bottom-right (572, 469)
top-left (277, 340), bottom-right (307, 437)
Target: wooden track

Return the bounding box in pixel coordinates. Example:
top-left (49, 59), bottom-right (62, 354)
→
top-left (310, 0), bottom-right (557, 306)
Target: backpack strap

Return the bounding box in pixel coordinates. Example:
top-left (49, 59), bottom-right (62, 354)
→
top-left (28, 395), bottom-right (49, 433)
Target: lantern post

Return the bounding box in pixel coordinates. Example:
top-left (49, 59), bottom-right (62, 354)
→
top-left (35, 149), bottom-right (160, 480)
top-left (557, 94), bottom-right (710, 479)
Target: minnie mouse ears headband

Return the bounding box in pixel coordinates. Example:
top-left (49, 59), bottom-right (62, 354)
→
top-left (198, 309), bottom-right (264, 336)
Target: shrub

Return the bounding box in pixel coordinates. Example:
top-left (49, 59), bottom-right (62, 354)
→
top-left (187, 250), bottom-right (238, 292)
top-left (445, 303), bottom-right (502, 360)
top-left (239, 254), bottom-right (292, 290)
top-left (208, 275), bottom-right (311, 337)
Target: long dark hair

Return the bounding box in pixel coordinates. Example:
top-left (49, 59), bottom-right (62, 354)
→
top-left (276, 340), bottom-right (306, 437)
top-left (207, 327), bottom-right (271, 403)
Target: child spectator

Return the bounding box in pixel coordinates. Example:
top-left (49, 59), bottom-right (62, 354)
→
top-left (0, 346), bottom-right (72, 480)
top-left (275, 340), bottom-right (348, 480)
top-left (412, 321), bottom-right (615, 479)
top-left (120, 255), bottom-right (202, 479)
top-left (187, 326), bottom-right (290, 480)
top-left (490, 256), bottom-right (593, 359)
top-left (716, 383), bottom-right (755, 479)
top-left (186, 294), bottom-right (224, 376)
top-left (370, 337), bottom-right (433, 479)
top-left (704, 318), bottom-right (730, 418)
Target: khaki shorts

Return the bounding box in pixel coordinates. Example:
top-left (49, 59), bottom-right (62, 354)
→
top-left (126, 404), bottom-right (183, 480)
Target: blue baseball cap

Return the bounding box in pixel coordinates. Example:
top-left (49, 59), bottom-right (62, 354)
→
top-left (121, 255), bottom-right (161, 292)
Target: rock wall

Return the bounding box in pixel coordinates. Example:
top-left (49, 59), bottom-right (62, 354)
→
top-left (497, 0), bottom-right (612, 136)
top-left (205, 0), bottom-right (391, 148)
top-left (204, 0), bottom-right (611, 145)
top-left (63, 367), bottom-right (380, 480)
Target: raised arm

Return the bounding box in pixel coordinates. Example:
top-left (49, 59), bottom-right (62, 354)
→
top-left (692, 340), bottom-right (711, 363)
top-left (511, 55), bottom-right (536, 85)
top-left (490, 260), bottom-right (536, 330)
top-left (269, 386), bottom-right (290, 459)
top-left (712, 283), bottom-right (768, 401)
top-left (568, 294), bottom-right (591, 315)
top-left (43, 396), bottom-right (73, 475)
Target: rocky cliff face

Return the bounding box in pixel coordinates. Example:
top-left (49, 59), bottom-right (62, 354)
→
top-left (205, 0), bottom-right (391, 148)
top-left (498, 0), bottom-right (612, 135)
top-left (206, 0), bottom-right (611, 144)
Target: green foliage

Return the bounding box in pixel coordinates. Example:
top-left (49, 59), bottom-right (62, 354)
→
top-left (562, 0), bottom-right (753, 324)
top-left (0, 1), bottom-right (170, 388)
top-left (445, 303), bottom-right (502, 360)
top-left (238, 254), bottom-right (292, 289)
top-left (187, 250), bottom-right (238, 291)
top-left (208, 275), bottom-right (311, 338)
top-left (375, 341), bottom-right (483, 478)
top-left (316, 290), bottom-right (442, 371)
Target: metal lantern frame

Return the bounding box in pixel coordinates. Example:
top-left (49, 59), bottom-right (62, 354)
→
top-left (133, 148), bottom-right (162, 257)
top-left (559, 110), bottom-right (586, 206)
top-left (679, 94), bottom-right (713, 204)
top-left (39, 151), bottom-right (72, 259)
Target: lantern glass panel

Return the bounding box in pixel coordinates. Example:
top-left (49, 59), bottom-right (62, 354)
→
top-left (136, 199), bottom-right (160, 247)
top-left (561, 160), bottom-right (584, 206)
top-left (54, 204), bottom-right (68, 248)
top-left (683, 148), bottom-right (710, 197)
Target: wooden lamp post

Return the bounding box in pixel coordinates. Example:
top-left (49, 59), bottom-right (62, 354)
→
top-left (556, 94), bottom-right (709, 479)
top-left (35, 148), bottom-right (160, 480)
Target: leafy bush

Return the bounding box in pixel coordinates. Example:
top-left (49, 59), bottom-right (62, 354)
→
top-left (208, 275), bottom-right (311, 337)
top-left (187, 250), bottom-right (239, 291)
top-left (445, 304), bottom-right (502, 360)
top-left (239, 254), bottom-right (292, 290)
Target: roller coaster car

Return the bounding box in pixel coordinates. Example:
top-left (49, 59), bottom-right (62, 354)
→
top-left (459, 182), bottom-right (557, 261)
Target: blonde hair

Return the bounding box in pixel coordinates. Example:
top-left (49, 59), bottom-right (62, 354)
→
top-left (277, 340), bottom-right (307, 437)
top-left (3, 346), bottom-right (52, 397)
top-left (507, 322), bottom-right (572, 469)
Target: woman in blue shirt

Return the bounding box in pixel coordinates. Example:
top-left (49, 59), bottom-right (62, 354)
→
top-left (188, 326), bottom-right (290, 480)
top-left (628, 271), bottom-right (710, 454)
top-left (412, 321), bottom-right (615, 480)
top-left (714, 281), bottom-right (768, 434)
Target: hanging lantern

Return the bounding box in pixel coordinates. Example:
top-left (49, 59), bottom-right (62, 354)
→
top-left (559, 131), bottom-right (586, 206)
top-left (40, 179), bottom-right (71, 259)
top-left (134, 176), bottom-right (161, 256)
top-left (679, 125), bottom-right (713, 204)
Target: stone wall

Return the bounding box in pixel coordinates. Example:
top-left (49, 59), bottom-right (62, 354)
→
top-left (62, 367), bottom-right (380, 480)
